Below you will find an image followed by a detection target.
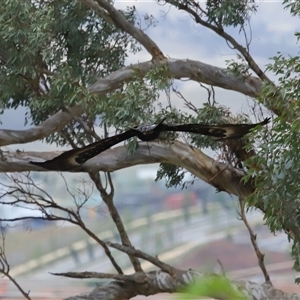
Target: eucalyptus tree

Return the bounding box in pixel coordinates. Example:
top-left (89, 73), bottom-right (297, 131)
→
top-left (1, 0), bottom-right (300, 299)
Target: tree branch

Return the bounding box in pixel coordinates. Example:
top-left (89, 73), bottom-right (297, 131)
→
top-left (78, 0), bottom-right (114, 25)
top-left (51, 271), bottom-right (146, 283)
top-left (61, 269), bottom-right (300, 300)
top-left (238, 197), bottom-right (271, 283)
top-left (89, 172), bottom-right (143, 273)
top-left (107, 242), bottom-right (176, 274)
top-left (88, 58), bottom-right (262, 97)
top-left (0, 230), bottom-right (32, 300)
top-left (0, 106), bottom-right (84, 147)
top-left (0, 58), bottom-right (262, 147)
top-left (0, 172), bottom-right (124, 275)
top-left (173, 1), bottom-right (270, 82)
top-left (1, 141), bottom-right (253, 198)
top-left (84, 0), bottom-right (165, 60)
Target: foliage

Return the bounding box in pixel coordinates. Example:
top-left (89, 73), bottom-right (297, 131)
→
top-left (2, 0), bottom-right (300, 297)
top-left (155, 102), bottom-right (237, 189)
top-left (176, 275), bottom-right (248, 300)
top-left (242, 18), bottom-right (300, 274)
top-left (226, 55), bottom-right (252, 80)
top-left (206, 0), bottom-right (257, 28)
top-left (284, 0), bottom-right (300, 17)
top-left (0, 0), bottom-right (139, 146)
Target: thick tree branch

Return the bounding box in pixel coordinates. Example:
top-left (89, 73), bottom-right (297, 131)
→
top-left (1, 141), bottom-right (253, 198)
top-left (0, 106), bottom-right (84, 147)
top-left (0, 58), bottom-right (262, 147)
top-left (78, 0), bottom-right (114, 24)
top-left (88, 58), bottom-right (262, 97)
top-left (62, 269), bottom-right (300, 300)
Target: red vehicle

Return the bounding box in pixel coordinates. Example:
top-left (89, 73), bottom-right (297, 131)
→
top-left (165, 191), bottom-right (198, 210)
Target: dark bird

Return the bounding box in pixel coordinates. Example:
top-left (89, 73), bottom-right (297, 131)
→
top-left (30, 117), bottom-right (270, 170)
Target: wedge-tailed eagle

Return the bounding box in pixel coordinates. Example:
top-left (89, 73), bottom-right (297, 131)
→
top-left (30, 117), bottom-right (270, 171)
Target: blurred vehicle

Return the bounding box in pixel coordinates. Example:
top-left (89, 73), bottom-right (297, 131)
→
top-left (164, 191), bottom-right (198, 210)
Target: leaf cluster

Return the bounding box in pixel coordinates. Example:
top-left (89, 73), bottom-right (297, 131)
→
top-left (176, 275), bottom-right (248, 300)
top-left (206, 0), bottom-right (257, 28)
top-left (155, 102), bottom-right (236, 189)
top-left (0, 0), bottom-right (139, 145)
top-left (243, 31), bottom-right (300, 271)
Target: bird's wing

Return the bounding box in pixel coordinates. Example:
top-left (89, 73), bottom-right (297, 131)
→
top-left (161, 118), bottom-right (270, 140)
top-left (30, 130), bottom-right (136, 171)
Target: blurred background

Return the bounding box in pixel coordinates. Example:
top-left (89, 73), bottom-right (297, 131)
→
top-left (0, 164), bottom-right (296, 299)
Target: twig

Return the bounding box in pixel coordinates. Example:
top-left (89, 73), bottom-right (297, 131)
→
top-left (172, 87), bottom-right (198, 114)
top-left (217, 259), bottom-right (226, 277)
top-left (51, 271), bottom-right (147, 284)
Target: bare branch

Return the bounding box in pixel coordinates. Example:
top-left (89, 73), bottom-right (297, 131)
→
top-left (238, 197), bottom-right (271, 283)
top-left (0, 173), bottom-right (123, 274)
top-left (88, 58), bottom-right (262, 97)
top-left (0, 106), bottom-right (84, 147)
top-left (107, 242), bottom-right (176, 274)
top-left (51, 271), bottom-right (146, 283)
top-left (89, 172), bottom-right (143, 272)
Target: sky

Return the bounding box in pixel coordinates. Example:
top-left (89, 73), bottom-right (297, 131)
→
top-left (0, 0), bottom-right (299, 152)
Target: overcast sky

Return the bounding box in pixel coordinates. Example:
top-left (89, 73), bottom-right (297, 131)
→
top-left (1, 1), bottom-right (298, 151)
